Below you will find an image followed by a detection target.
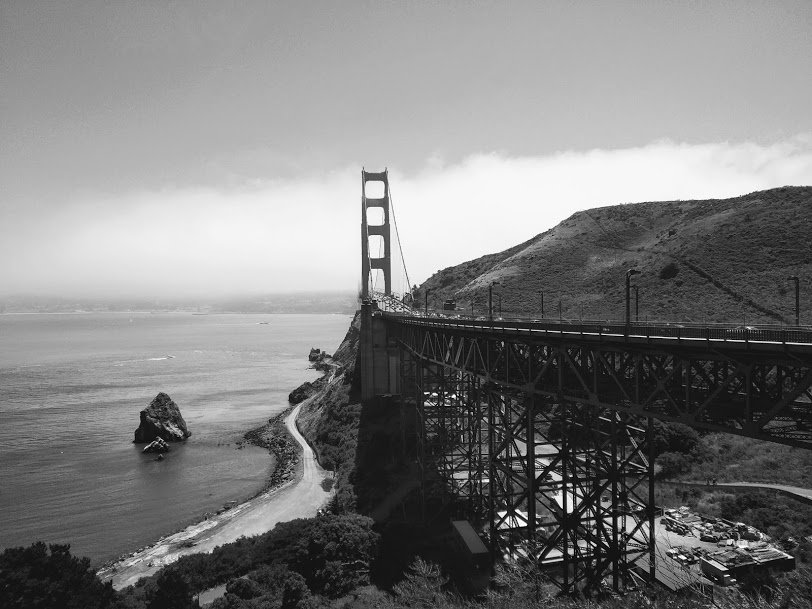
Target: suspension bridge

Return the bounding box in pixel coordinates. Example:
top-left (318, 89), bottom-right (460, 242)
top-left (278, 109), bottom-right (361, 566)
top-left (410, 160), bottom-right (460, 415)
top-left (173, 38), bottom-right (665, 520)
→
top-left (357, 168), bottom-right (812, 594)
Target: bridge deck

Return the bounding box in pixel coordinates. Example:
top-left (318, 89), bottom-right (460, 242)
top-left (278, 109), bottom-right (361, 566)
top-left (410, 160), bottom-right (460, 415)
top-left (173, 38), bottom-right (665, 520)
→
top-left (383, 312), bottom-right (812, 358)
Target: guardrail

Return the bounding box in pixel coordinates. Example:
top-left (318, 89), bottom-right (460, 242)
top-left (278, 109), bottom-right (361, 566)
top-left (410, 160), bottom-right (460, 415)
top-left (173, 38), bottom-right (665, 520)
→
top-left (380, 311), bottom-right (812, 348)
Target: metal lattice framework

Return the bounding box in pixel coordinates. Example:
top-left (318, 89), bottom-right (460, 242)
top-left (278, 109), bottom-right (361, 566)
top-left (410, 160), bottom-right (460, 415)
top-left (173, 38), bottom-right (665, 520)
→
top-left (387, 314), bottom-right (812, 594)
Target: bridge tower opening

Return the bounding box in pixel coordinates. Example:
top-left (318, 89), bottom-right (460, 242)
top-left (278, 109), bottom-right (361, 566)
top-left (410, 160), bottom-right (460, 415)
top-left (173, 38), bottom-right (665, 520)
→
top-left (361, 169), bottom-right (392, 299)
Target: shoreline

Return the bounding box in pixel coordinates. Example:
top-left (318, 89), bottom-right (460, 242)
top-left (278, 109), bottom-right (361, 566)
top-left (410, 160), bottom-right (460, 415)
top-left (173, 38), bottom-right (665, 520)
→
top-left (97, 362), bottom-right (332, 588)
top-left (96, 407), bottom-right (299, 581)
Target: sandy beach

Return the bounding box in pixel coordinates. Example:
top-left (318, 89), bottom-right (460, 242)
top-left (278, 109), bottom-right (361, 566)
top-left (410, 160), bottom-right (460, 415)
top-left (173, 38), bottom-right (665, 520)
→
top-left (99, 400), bottom-right (333, 590)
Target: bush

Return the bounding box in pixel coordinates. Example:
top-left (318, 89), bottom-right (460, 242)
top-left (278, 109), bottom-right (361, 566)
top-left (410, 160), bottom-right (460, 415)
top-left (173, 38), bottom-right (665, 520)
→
top-left (658, 261), bottom-right (679, 279)
top-left (656, 452), bottom-right (691, 479)
top-left (224, 577), bottom-right (263, 600)
top-left (146, 567), bottom-right (194, 609)
top-left (651, 420), bottom-right (700, 457)
top-left (281, 572), bottom-right (311, 609)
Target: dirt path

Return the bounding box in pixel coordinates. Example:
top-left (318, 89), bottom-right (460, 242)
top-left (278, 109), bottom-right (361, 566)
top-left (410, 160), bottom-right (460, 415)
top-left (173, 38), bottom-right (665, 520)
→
top-left (663, 480), bottom-right (812, 504)
top-left (101, 402), bottom-right (332, 590)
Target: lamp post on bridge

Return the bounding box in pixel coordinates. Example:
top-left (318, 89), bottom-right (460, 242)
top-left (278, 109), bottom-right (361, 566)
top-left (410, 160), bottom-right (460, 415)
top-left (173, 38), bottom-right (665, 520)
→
top-left (498, 294), bottom-right (502, 318)
top-left (787, 276), bottom-right (800, 326)
top-left (632, 285), bottom-right (640, 323)
top-left (489, 281), bottom-right (500, 322)
top-left (626, 269), bottom-right (640, 331)
top-left (541, 291), bottom-right (544, 319)
top-left (425, 289), bottom-right (432, 317)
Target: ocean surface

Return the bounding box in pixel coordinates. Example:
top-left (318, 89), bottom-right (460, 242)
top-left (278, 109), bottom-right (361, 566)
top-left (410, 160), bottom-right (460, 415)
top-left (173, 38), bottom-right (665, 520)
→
top-left (0, 312), bottom-right (351, 565)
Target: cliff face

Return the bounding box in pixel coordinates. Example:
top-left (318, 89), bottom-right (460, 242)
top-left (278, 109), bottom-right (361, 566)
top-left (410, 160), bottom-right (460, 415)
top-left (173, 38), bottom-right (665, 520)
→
top-left (133, 392), bottom-right (191, 443)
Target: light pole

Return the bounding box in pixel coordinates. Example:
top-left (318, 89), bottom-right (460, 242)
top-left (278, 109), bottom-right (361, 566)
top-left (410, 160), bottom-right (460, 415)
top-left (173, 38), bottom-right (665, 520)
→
top-left (788, 276), bottom-right (800, 326)
top-left (632, 285), bottom-right (640, 322)
top-left (498, 294), bottom-right (502, 318)
top-left (626, 269), bottom-right (640, 329)
top-left (470, 301), bottom-right (475, 317)
top-left (489, 281), bottom-right (500, 322)
top-left (541, 291), bottom-right (544, 319)
top-left (425, 289), bottom-right (432, 316)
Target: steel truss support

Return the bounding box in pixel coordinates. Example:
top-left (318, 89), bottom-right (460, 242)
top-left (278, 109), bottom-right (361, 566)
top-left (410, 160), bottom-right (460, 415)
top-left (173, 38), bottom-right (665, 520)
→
top-left (390, 321), bottom-right (812, 593)
top-left (398, 330), bottom-right (654, 594)
top-left (394, 323), bottom-right (812, 448)
top-left (481, 384), bottom-right (651, 594)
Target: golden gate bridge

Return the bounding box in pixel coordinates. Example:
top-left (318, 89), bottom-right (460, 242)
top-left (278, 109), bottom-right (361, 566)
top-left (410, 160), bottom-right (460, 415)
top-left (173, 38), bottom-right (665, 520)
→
top-left (358, 168), bottom-right (812, 595)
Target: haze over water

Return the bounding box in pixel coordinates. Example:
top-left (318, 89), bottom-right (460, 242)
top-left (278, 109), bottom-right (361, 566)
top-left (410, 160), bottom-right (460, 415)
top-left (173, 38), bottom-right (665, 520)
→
top-left (0, 312), bottom-right (351, 565)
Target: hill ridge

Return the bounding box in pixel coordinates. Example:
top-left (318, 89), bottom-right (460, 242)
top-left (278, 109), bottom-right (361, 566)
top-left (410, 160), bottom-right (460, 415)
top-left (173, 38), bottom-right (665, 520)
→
top-left (415, 186), bottom-right (812, 325)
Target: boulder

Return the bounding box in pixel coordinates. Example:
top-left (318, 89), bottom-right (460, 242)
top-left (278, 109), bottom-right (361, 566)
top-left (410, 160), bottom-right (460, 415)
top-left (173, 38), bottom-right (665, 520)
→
top-left (289, 380), bottom-right (317, 404)
top-left (308, 347), bottom-right (321, 362)
top-left (134, 392), bottom-right (191, 443)
top-left (142, 437), bottom-right (171, 453)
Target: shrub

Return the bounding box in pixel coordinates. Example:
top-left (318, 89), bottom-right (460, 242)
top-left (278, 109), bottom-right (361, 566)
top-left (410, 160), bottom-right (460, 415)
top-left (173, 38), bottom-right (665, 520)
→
top-left (224, 577), bottom-right (263, 600)
top-left (281, 572), bottom-right (311, 609)
top-left (656, 452), bottom-right (691, 478)
top-left (659, 261), bottom-right (679, 279)
top-left (146, 567), bottom-right (194, 609)
top-left (650, 420), bottom-right (700, 457)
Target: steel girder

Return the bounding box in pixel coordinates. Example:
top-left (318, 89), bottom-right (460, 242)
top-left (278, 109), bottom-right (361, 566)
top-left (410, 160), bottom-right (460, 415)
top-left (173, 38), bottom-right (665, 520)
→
top-left (394, 324), bottom-right (656, 594)
top-left (390, 319), bottom-right (812, 592)
top-left (394, 322), bottom-right (812, 449)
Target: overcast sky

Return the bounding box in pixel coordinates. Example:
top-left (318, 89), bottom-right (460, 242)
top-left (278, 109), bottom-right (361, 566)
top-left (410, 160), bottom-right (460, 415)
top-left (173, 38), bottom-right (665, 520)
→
top-left (2, 1), bottom-right (811, 298)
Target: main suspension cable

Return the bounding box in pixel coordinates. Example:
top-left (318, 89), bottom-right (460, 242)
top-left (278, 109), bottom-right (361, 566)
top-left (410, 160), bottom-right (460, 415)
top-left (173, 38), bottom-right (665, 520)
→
top-left (386, 169), bottom-right (413, 300)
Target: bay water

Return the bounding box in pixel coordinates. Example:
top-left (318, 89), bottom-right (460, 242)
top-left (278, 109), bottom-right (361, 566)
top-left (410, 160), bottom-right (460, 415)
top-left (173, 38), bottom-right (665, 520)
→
top-left (0, 312), bottom-right (351, 565)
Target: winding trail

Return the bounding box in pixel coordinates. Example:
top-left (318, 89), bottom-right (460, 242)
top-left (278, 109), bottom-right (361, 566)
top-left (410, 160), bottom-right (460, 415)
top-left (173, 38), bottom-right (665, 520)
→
top-left (662, 480), bottom-right (812, 505)
top-left (102, 401), bottom-right (332, 590)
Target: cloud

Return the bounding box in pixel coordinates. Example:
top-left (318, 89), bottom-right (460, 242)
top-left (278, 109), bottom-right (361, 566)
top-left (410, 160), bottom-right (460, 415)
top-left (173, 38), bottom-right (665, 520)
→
top-left (391, 135), bottom-right (812, 285)
top-left (1, 136), bottom-right (810, 298)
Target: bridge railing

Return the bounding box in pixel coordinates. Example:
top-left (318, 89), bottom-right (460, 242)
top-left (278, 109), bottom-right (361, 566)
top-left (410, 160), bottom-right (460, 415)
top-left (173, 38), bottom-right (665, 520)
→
top-left (381, 311), bottom-right (812, 347)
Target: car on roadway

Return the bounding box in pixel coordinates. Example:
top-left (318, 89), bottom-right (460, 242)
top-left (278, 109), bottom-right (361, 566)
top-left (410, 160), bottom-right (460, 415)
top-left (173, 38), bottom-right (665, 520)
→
top-left (726, 325), bottom-right (758, 332)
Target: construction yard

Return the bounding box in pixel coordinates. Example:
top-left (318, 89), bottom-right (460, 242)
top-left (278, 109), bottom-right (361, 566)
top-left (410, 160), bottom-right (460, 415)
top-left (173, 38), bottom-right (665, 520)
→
top-left (642, 505), bottom-right (795, 593)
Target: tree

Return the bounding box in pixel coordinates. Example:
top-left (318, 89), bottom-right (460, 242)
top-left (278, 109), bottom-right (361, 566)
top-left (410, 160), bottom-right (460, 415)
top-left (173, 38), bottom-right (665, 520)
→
top-left (146, 568), bottom-right (195, 609)
top-left (0, 542), bottom-right (117, 609)
top-left (281, 572), bottom-right (311, 609)
top-left (651, 420), bottom-right (700, 457)
top-left (656, 452), bottom-right (691, 479)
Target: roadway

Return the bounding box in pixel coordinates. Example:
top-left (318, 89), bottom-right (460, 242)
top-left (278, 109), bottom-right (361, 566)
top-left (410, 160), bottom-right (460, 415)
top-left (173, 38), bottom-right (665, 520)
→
top-left (382, 312), bottom-right (812, 356)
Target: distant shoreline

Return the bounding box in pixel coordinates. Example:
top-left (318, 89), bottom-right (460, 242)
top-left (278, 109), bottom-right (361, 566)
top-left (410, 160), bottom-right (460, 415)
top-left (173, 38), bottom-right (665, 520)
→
top-left (0, 310), bottom-right (353, 316)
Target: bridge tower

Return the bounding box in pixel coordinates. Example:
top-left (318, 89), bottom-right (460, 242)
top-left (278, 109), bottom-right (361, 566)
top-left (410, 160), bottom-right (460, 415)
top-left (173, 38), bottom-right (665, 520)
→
top-left (361, 169), bottom-right (392, 298)
top-left (360, 169), bottom-right (400, 400)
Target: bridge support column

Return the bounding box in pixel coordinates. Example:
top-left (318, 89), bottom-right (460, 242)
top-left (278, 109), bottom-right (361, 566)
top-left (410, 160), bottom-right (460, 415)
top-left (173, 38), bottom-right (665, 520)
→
top-left (359, 301), bottom-right (402, 401)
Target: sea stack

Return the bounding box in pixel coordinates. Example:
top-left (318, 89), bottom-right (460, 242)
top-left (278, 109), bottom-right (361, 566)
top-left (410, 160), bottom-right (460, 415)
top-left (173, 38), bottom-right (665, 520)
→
top-left (133, 392), bottom-right (191, 443)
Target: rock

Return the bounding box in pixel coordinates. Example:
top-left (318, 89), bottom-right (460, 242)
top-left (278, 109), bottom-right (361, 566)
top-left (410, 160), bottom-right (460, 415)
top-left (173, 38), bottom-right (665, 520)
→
top-left (134, 392), bottom-right (191, 443)
top-left (308, 347), bottom-right (321, 362)
top-left (143, 437), bottom-right (171, 453)
top-left (289, 380), bottom-right (317, 404)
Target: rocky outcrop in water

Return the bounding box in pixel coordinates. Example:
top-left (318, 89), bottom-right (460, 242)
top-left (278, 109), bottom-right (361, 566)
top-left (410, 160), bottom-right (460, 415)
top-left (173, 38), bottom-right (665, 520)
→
top-left (142, 437), bottom-right (171, 453)
top-left (308, 347), bottom-right (334, 372)
top-left (133, 392), bottom-right (191, 443)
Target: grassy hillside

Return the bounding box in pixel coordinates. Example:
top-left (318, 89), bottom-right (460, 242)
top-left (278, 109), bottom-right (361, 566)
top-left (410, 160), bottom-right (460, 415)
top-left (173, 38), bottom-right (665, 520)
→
top-left (416, 186), bottom-right (812, 325)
